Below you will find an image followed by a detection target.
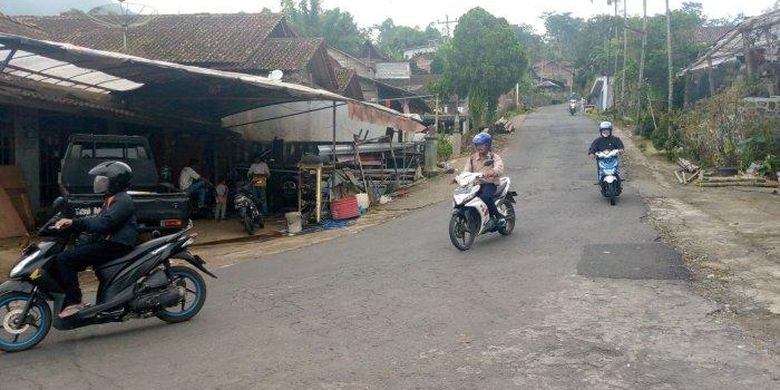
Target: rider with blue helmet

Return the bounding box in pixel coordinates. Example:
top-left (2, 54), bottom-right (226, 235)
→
top-left (464, 130), bottom-right (506, 229)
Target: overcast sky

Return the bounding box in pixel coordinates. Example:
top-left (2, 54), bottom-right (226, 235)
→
top-left (131, 0), bottom-right (774, 33)
top-left (5, 1), bottom-right (776, 33)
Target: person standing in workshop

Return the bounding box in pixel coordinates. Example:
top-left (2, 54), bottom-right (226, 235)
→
top-left (247, 155), bottom-right (270, 216)
top-left (179, 159), bottom-right (211, 209)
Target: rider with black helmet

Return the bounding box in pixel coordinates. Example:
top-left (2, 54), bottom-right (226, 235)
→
top-left (53, 161), bottom-right (138, 318)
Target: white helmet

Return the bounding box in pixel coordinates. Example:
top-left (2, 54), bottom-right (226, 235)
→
top-left (599, 121), bottom-right (613, 136)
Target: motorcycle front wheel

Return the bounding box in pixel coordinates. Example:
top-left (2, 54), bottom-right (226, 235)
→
top-left (0, 293), bottom-right (52, 352)
top-left (449, 213), bottom-right (475, 251)
top-left (242, 212), bottom-right (255, 235)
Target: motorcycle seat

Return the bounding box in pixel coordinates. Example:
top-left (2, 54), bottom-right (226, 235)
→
top-left (495, 177), bottom-right (510, 198)
top-left (96, 233), bottom-right (181, 271)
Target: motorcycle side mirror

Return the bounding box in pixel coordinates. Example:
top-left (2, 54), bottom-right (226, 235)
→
top-left (52, 196), bottom-right (68, 212)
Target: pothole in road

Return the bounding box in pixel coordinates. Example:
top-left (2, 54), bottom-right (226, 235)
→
top-left (578, 243), bottom-right (691, 280)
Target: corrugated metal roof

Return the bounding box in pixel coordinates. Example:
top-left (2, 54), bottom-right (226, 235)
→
top-left (684, 10), bottom-right (780, 73)
top-left (0, 33), bottom-right (347, 126)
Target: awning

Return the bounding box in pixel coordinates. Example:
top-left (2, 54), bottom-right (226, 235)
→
top-left (0, 33), bottom-right (348, 127)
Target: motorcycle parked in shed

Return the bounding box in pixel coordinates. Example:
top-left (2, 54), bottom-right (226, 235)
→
top-left (234, 184), bottom-right (264, 235)
top-left (0, 197), bottom-right (216, 352)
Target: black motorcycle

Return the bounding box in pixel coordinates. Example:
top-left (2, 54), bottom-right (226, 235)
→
top-left (0, 197), bottom-right (216, 352)
top-left (234, 184), bottom-right (264, 235)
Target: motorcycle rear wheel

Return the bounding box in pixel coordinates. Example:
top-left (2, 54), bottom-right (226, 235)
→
top-left (498, 201), bottom-right (515, 236)
top-left (156, 266), bottom-right (207, 324)
top-left (449, 214), bottom-right (475, 251)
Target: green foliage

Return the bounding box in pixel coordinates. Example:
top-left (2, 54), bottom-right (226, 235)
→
top-left (375, 19), bottom-right (442, 59)
top-left (281, 0), bottom-right (367, 54)
top-left (437, 135), bottom-right (453, 162)
top-left (437, 8), bottom-right (528, 128)
top-left (737, 134), bottom-right (775, 169)
top-left (758, 154), bottom-right (780, 177)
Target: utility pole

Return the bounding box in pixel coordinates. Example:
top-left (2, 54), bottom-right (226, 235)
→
top-left (612, 0), bottom-right (619, 108)
top-left (635, 0), bottom-right (648, 134)
top-left (666, 0), bottom-right (673, 138)
top-left (437, 14), bottom-right (458, 38)
top-left (621, 0), bottom-right (628, 109)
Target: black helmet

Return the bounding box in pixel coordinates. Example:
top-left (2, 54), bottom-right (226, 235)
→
top-left (88, 161), bottom-right (133, 194)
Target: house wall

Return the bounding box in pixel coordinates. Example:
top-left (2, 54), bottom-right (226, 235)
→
top-left (743, 97), bottom-right (780, 148)
top-left (12, 107), bottom-right (40, 210)
top-left (223, 100), bottom-right (423, 144)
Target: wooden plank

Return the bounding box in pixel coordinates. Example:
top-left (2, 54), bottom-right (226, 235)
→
top-left (0, 165), bottom-right (26, 190)
top-left (0, 187), bottom-right (27, 238)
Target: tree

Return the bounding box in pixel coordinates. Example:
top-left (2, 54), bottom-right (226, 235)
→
top-left (281, 0), bottom-right (366, 54)
top-left (375, 19), bottom-right (442, 60)
top-left (437, 8), bottom-right (528, 127)
top-left (514, 24), bottom-right (545, 64)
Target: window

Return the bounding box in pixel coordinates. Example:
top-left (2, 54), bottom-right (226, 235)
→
top-left (126, 144), bottom-right (149, 160)
top-left (0, 124), bottom-right (13, 165)
top-left (68, 141), bottom-right (92, 159)
top-left (94, 143), bottom-right (124, 159)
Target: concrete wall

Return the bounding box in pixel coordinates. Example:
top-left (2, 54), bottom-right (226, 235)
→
top-left (224, 100), bottom-right (393, 143)
top-left (743, 97), bottom-right (780, 147)
top-left (13, 107), bottom-right (40, 210)
top-left (223, 100), bottom-right (424, 144)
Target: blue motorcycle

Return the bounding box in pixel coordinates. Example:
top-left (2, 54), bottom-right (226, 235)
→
top-left (595, 149), bottom-right (623, 205)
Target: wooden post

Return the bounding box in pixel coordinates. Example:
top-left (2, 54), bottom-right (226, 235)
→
top-left (434, 96), bottom-right (440, 133)
top-left (332, 101), bottom-right (337, 165)
top-left (707, 55), bottom-right (717, 96)
top-left (635, 0), bottom-right (648, 134)
top-left (315, 165), bottom-right (322, 224)
top-left (742, 28), bottom-right (754, 79)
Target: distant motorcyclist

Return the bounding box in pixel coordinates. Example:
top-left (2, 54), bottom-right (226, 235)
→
top-left (463, 131), bottom-right (506, 229)
top-left (588, 121), bottom-right (624, 156)
top-left (53, 161), bottom-right (138, 318)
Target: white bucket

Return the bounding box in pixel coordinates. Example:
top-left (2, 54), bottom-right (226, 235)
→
top-left (285, 212), bottom-right (302, 234)
top-left (355, 193), bottom-right (370, 214)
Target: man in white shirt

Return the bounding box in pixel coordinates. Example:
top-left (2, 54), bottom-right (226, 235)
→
top-left (247, 156), bottom-right (270, 215)
top-left (180, 159), bottom-right (209, 208)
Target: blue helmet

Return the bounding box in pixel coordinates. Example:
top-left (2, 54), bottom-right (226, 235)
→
top-left (473, 132), bottom-right (492, 146)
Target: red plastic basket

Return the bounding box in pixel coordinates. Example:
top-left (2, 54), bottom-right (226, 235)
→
top-left (331, 197), bottom-right (360, 220)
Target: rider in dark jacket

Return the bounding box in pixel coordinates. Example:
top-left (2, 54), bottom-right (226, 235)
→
top-left (588, 121), bottom-right (625, 155)
top-left (53, 161), bottom-right (138, 318)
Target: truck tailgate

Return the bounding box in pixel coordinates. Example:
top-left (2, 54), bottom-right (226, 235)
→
top-left (68, 192), bottom-right (190, 232)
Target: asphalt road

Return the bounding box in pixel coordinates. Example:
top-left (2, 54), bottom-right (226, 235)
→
top-left (2, 105), bottom-right (777, 389)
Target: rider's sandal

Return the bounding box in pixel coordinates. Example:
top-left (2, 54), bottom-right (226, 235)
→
top-left (59, 304), bottom-right (85, 319)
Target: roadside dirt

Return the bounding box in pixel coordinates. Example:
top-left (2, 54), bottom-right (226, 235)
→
top-left (615, 125), bottom-right (780, 355)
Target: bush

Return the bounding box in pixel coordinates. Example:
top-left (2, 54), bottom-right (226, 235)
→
top-left (437, 135), bottom-right (453, 161)
top-left (676, 84), bottom-right (776, 168)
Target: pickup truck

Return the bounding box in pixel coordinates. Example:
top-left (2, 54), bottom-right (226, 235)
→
top-left (59, 134), bottom-right (190, 233)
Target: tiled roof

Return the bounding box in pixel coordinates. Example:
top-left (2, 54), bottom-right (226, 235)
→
top-left (335, 67), bottom-right (356, 92)
top-left (0, 13), bottom-right (48, 39)
top-left (241, 37), bottom-right (325, 71)
top-left (695, 26), bottom-right (733, 46)
top-left (19, 13), bottom-right (288, 65)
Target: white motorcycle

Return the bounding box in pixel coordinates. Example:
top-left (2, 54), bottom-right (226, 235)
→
top-left (449, 170), bottom-right (517, 251)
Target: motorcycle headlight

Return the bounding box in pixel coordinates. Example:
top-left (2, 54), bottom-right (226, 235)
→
top-left (10, 250), bottom-right (41, 278)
